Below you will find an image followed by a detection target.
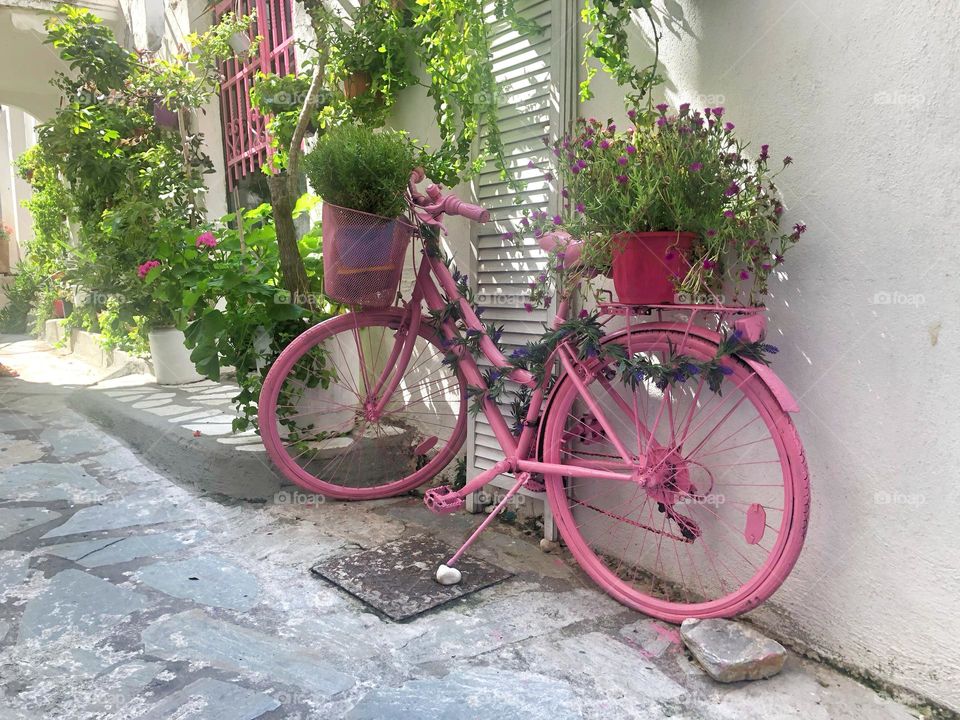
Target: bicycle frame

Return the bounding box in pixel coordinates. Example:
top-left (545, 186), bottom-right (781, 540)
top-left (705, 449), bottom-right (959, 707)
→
top-left (371, 240), bottom-right (638, 500)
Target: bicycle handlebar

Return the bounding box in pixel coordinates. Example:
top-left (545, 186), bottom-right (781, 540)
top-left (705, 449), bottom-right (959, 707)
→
top-left (408, 168), bottom-right (489, 228)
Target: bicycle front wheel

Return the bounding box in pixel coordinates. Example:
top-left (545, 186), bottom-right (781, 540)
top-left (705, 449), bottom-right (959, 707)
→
top-left (259, 309), bottom-right (467, 500)
top-left (541, 328), bottom-right (809, 621)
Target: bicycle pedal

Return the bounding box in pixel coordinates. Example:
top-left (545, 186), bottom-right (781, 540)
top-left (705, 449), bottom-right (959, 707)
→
top-left (424, 486), bottom-right (464, 514)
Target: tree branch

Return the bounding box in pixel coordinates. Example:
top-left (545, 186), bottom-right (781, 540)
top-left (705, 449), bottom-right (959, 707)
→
top-left (285, 49), bottom-right (328, 188)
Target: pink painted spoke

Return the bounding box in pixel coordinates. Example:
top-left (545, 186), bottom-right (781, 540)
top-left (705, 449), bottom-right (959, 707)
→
top-left (694, 432), bottom-right (772, 460)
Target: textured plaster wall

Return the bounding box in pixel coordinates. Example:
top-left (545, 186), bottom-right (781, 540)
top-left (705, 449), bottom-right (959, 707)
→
top-left (582, 0), bottom-right (960, 711)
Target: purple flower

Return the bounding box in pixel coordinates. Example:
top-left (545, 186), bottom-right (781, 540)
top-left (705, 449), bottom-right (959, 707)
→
top-left (552, 215), bottom-right (563, 225)
top-left (583, 139), bottom-right (594, 149)
top-left (679, 102), bottom-right (690, 113)
top-left (627, 108), bottom-right (637, 120)
top-left (739, 269), bottom-right (751, 280)
top-left (599, 139), bottom-right (610, 150)
top-left (626, 144), bottom-right (636, 155)
top-left (702, 259), bottom-right (717, 270)
top-left (578, 309), bottom-right (589, 319)
top-left (724, 182), bottom-right (741, 197)
top-left (195, 231), bottom-right (217, 249)
top-left (706, 228), bottom-right (717, 238)
top-left (617, 156), bottom-right (628, 166)
top-left (520, 217), bottom-right (530, 227)
top-left (783, 156), bottom-right (793, 165)
top-left (502, 231), bottom-right (515, 241)
top-left (655, 103), bottom-right (669, 113)
top-left (527, 160), bottom-right (537, 169)
top-left (607, 123), bottom-right (616, 133)
top-left (759, 144), bottom-right (770, 161)
top-left (552, 147), bottom-right (561, 157)
top-left (723, 210), bottom-right (734, 219)
top-left (724, 122), bottom-right (735, 132)
top-left (656, 116), bottom-right (667, 127)
top-left (576, 158), bottom-right (586, 169)
top-left (544, 171), bottom-right (554, 181)
top-left (711, 106), bottom-right (724, 118)
top-left (616, 174), bottom-right (628, 185)
top-left (523, 302), bottom-right (534, 313)
top-left (560, 188), bottom-right (569, 198)
top-left (570, 165), bottom-right (581, 175)
top-left (793, 222), bottom-right (807, 234)
top-left (689, 161), bottom-right (703, 172)
top-left (575, 202), bottom-right (586, 213)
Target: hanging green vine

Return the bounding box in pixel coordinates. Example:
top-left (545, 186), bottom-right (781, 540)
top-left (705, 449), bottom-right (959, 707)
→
top-left (580, 0), bottom-right (663, 105)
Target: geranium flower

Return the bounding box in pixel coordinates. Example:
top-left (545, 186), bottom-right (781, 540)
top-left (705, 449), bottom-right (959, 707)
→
top-left (195, 231), bottom-right (217, 249)
top-left (137, 260), bottom-right (160, 279)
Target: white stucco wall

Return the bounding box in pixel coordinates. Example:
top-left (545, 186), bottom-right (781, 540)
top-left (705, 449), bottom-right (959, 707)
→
top-left (581, 0), bottom-right (960, 711)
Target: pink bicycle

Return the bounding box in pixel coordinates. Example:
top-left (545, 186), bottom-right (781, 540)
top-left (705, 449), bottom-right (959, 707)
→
top-left (259, 171), bottom-right (809, 622)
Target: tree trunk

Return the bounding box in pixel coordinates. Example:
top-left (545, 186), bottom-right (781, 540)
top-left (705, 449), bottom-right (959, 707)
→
top-left (267, 172), bottom-right (311, 301)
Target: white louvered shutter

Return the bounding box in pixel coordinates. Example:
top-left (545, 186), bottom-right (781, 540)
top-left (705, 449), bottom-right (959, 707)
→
top-left (468, 0), bottom-right (575, 490)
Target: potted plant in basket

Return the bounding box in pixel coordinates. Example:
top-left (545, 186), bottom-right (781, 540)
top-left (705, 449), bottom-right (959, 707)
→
top-left (303, 123), bottom-right (417, 307)
top-left (519, 102), bottom-right (806, 311)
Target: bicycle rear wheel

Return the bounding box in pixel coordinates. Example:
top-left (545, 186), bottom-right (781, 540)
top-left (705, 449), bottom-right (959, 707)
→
top-left (541, 328), bottom-right (809, 621)
top-left (259, 309), bottom-right (467, 500)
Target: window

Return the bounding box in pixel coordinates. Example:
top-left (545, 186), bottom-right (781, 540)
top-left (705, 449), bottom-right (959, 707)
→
top-left (216, 0), bottom-right (296, 191)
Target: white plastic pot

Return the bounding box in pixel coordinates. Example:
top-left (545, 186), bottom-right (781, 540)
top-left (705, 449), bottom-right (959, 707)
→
top-left (148, 327), bottom-right (204, 385)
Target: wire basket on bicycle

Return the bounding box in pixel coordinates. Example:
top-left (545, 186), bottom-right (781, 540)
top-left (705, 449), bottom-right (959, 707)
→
top-left (322, 202), bottom-right (414, 308)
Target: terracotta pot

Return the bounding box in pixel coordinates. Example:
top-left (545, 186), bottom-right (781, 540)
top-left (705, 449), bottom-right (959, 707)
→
top-left (610, 231), bottom-right (695, 305)
top-left (343, 72), bottom-right (372, 99)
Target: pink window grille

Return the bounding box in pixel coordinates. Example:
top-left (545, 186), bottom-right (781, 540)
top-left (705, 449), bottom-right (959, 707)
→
top-left (216, 0), bottom-right (296, 190)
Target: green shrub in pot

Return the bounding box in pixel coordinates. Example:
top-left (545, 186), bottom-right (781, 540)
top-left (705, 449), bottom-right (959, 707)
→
top-left (303, 124), bottom-right (417, 219)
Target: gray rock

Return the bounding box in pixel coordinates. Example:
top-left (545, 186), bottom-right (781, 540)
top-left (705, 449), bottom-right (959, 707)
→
top-left (136, 678), bottom-right (280, 720)
top-left (76, 532), bottom-right (186, 568)
top-left (39, 426), bottom-right (106, 459)
top-left (19, 569), bottom-right (148, 641)
top-left (0, 551), bottom-right (32, 596)
top-left (680, 617), bottom-right (786, 683)
top-left (136, 554), bottom-right (259, 610)
top-left (0, 414), bottom-right (41, 432)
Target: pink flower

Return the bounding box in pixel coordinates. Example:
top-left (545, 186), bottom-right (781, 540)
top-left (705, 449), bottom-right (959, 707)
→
top-left (523, 302), bottom-right (534, 313)
top-left (739, 269), bottom-right (751, 280)
top-left (723, 210), bottom-right (735, 219)
top-left (137, 260), bottom-right (160, 279)
top-left (195, 231), bottom-right (217, 249)
top-left (599, 139), bottom-right (610, 150)
top-left (617, 156), bottom-right (628, 166)
top-left (689, 162), bottom-right (703, 172)
top-left (703, 259), bottom-right (717, 270)
top-left (724, 122), bottom-right (735, 132)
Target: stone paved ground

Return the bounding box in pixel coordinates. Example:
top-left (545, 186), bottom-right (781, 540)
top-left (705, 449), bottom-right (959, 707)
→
top-left (0, 336), bottom-right (925, 719)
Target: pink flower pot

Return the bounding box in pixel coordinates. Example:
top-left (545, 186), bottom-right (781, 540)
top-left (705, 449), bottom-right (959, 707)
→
top-left (611, 231), bottom-right (695, 305)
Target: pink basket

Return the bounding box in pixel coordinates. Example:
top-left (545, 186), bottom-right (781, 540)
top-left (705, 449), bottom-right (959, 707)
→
top-left (322, 202), bottom-right (414, 307)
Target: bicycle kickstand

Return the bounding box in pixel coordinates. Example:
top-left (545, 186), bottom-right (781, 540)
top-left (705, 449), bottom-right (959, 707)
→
top-left (436, 472), bottom-right (529, 585)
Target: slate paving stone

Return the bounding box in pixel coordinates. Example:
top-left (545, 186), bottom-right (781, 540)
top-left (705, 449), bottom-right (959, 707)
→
top-left (19, 569), bottom-right (148, 641)
top-left (136, 554), bottom-right (259, 610)
top-left (0, 433), bottom-right (45, 469)
top-left (76, 532), bottom-right (186, 567)
top-left (0, 507), bottom-right (62, 541)
top-left (135, 677), bottom-right (280, 720)
top-left (0, 550), bottom-right (32, 596)
top-left (38, 426), bottom-right (105, 459)
top-left (344, 666), bottom-right (583, 720)
top-left (0, 414), bottom-right (41, 432)
top-left (141, 609), bottom-right (355, 697)
top-left (311, 534), bottom-right (512, 621)
top-left (41, 493), bottom-right (191, 539)
top-left (2, 462), bottom-right (109, 504)
top-left (42, 537), bottom-right (120, 562)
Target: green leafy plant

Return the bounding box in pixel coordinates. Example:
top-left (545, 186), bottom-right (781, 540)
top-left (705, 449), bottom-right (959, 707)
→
top-left (162, 200), bottom-right (333, 432)
top-left (518, 103), bottom-right (806, 306)
top-left (580, 0), bottom-right (662, 104)
top-left (303, 124), bottom-right (416, 217)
